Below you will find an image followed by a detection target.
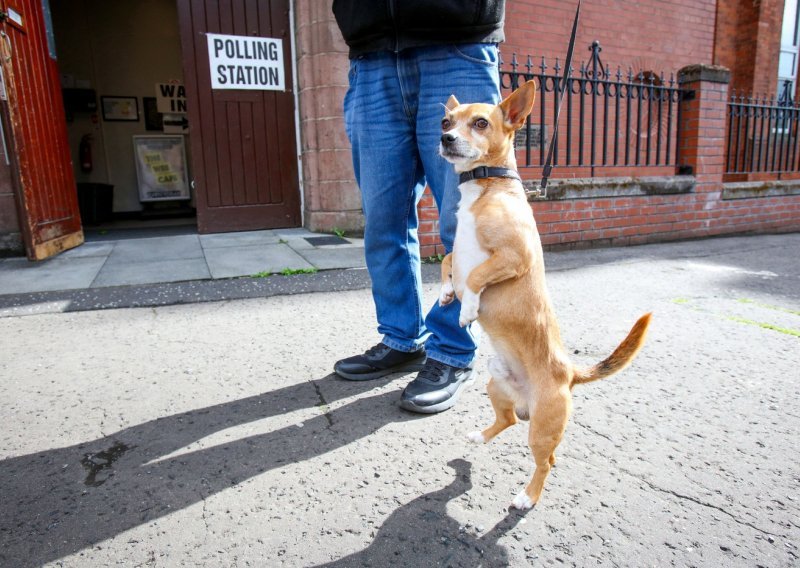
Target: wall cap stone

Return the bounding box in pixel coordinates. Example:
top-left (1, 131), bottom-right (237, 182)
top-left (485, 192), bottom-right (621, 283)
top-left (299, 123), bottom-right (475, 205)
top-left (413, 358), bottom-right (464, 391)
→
top-left (523, 175), bottom-right (695, 201)
top-left (678, 64), bottom-right (731, 85)
top-left (722, 179), bottom-right (800, 200)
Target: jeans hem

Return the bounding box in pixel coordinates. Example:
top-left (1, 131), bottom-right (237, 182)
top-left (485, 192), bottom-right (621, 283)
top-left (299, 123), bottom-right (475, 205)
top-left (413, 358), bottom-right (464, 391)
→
top-left (382, 335), bottom-right (423, 354)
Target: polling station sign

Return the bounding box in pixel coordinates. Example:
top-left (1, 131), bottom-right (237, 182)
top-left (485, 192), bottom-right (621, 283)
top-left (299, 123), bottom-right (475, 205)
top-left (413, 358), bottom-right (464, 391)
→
top-left (207, 33), bottom-right (285, 91)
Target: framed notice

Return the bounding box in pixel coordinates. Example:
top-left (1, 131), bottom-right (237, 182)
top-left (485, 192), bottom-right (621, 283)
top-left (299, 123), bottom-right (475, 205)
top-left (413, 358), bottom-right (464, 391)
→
top-left (101, 96), bottom-right (139, 121)
top-left (132, 135), bottom-right (190, 202)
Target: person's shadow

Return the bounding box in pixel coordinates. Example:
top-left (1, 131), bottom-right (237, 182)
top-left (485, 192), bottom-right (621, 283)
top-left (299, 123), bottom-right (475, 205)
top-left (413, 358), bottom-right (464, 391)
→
top-left (0, 374), bottom-right (420, 567)
top-left (315, 459), bottom-right (527, 566)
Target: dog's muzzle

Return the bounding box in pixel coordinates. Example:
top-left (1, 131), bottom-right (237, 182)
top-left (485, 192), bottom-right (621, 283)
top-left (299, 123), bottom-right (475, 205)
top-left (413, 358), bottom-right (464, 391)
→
top-left (441, 133), bottom-right (457, 146)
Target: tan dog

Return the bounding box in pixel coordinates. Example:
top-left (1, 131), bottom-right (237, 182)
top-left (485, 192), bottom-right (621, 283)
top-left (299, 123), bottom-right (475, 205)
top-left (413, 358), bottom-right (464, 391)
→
top-left (438, 80), bottom-right (652, 510)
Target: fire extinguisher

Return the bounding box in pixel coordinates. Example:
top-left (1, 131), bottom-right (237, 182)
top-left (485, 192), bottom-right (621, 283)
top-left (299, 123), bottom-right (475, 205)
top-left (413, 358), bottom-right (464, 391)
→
top-left (79, 134), bottom-right (93, 173)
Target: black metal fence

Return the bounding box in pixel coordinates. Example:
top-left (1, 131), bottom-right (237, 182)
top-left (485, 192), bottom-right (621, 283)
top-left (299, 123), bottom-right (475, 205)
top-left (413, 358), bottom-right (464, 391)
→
top-left (725, 91), bottom-right (800, 174)
top-left (499, 41), bottom-right (683, 176)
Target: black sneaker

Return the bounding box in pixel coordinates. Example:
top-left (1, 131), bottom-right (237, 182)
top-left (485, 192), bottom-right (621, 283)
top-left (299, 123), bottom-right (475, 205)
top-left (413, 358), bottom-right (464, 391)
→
top-left (399, 359), bottom-right (474, 414)
top-left (334, 343), bottom-right (427, 381)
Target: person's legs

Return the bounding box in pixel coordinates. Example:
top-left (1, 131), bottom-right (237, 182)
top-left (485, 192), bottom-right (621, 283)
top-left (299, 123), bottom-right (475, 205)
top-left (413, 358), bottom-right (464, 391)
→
top-left (417, 44), bottom-right (502, 368)
top-left (342, 52), bottom-right (428, 352)
top-left (399, 44), bottom-right (502, 413)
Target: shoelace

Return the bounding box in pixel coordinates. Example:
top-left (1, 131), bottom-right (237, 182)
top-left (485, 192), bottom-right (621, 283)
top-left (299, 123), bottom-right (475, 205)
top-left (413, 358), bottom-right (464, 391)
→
top-left (417, 359), bottom-right (448, 383)
top-left (364, 343), bottom-right (389, 357)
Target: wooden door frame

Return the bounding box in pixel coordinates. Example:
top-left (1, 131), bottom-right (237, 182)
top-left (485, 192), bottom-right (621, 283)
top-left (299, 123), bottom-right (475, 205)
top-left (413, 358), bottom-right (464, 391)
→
top-left (287, 0), bottom-right (304, 228)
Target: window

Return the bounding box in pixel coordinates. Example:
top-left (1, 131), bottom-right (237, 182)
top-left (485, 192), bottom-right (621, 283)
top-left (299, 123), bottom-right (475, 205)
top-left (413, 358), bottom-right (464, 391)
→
top-left (779, 0), bottom-right (800, 104)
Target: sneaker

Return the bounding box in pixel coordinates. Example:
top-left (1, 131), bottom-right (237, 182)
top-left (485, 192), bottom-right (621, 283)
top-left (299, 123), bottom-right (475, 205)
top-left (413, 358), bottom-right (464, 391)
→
top-left (399, 359), bottom-right (475, 414)
top-left (334, 343), bottom-right (427, 381)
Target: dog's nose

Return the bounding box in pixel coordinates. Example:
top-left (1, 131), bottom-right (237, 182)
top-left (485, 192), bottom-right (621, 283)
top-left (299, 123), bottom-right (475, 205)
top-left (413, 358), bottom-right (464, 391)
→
top-left (441, 133), bottom-right (456, 145)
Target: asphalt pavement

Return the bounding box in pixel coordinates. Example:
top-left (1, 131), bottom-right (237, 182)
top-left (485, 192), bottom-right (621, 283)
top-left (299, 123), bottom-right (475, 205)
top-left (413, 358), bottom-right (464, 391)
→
top-left (1, 233), bottom-right (798, 567)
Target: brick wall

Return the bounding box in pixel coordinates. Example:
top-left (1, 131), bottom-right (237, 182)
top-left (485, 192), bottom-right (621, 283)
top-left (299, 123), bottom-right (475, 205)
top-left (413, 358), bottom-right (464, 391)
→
top-left (502, 0), bottom-right (716, 81)
top-left (713, 0), bottom-right (783, 96)
top-left (295, 0), bottom-right (364, 233)
top-left (298, 1), bottom-right (799, 256)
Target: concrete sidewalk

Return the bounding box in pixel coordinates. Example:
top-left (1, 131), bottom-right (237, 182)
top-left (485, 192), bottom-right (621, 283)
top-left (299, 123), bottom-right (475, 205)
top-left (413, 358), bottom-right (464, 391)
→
top-left (0, 226), bottom-right (366, 295)
top-left (1, 233), bottom-right (799, 567)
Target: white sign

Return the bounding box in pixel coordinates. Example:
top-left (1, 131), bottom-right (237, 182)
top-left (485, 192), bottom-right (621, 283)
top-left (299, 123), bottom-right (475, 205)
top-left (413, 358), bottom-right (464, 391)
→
top-left (156, 82), bottom-right (187, 114)
top-left (162, 113), bottom-right (188, 134)
top-left (207, 33), bottom-right (285, 91)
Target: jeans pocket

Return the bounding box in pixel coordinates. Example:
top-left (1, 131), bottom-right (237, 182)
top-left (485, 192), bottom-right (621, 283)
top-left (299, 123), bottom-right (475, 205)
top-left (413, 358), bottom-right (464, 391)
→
top-left (451, 43), bottom-right (498, 67)
top-left (343, 60), bottom-right (359, 141)
top-left (348, 58), bottom-right (359, 84)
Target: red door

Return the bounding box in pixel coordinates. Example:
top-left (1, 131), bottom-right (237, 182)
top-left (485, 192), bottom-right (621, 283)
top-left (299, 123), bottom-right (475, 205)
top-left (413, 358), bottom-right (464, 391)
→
top-left (177, 0), bottom-right (301, 233)
top-left (0, 0), bottom-right (82, 260)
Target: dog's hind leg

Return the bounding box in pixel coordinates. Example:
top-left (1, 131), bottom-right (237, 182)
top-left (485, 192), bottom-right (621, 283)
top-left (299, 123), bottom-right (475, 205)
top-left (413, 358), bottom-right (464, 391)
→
top-left (467, 375), bottom-right (517, 444)
top-left (511, 388), bottom-right (572, 510)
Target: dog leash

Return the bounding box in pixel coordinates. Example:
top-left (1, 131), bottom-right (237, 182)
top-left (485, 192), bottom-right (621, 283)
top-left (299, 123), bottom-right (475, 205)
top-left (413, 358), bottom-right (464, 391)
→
top-left (531, 0), bottom-right (582, 199)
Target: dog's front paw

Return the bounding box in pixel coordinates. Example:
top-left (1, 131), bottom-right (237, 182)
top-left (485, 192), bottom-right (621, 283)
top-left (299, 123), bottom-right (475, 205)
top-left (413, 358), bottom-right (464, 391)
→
top-left (466, 431), bottom-right (486, 444)
top-left (439, 281), bottom-right (455, 306)
top-left (511, 491), bottom-right (534, 510)
top-left (458, 290), bottom-right (480, 327)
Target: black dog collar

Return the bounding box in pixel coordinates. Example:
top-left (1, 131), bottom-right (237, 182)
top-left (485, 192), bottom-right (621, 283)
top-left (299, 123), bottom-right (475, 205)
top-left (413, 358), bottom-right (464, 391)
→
top-left (459, 166), bottom-right (522, 184)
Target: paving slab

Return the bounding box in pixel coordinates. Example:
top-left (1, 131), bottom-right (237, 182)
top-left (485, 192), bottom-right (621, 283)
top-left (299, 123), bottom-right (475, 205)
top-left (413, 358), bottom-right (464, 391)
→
top-left (203, 243), bottom-right (313, 278)
top-left (295, 246), bottom-right (366, 270)
top-left (107, 235), bottom-right (203, 262)
top-left (287, 236), bottom-right (364, 252)
top-left (57, 242), bottom-right (115, 259)
top-left (199, 230), bottom-right (281, 249)
top-left (91, 257), bottom-right (212, 287)
top-left (0, 256), bottom-right (107, 294)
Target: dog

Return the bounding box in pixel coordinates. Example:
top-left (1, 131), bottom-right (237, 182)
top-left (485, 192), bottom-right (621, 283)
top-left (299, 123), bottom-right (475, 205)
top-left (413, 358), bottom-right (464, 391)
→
top-left (438, 80), bottom-right (652, 510)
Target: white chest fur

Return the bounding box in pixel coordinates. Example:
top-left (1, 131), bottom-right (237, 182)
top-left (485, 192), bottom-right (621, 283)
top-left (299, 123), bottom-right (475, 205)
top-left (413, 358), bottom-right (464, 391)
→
top-left (452, 181), bottom-right (490, 296)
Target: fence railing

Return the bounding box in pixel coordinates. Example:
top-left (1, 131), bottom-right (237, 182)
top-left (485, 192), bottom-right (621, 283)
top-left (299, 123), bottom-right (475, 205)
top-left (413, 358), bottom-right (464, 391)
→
top-left (725, 91), bottom-right (800, 175)
top-left (499, 41), bottom-right (684, 176)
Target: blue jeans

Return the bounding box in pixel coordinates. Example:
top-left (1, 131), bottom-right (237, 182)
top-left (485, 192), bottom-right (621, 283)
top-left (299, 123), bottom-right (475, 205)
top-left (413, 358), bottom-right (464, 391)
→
top-left (343, 44), bottom-right (501, 368)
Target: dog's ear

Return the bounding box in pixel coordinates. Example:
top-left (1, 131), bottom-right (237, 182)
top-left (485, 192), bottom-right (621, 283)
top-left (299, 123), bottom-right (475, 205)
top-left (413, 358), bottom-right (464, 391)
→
top-left (445, 94), bottom-right (460, 111)
top-left (499, 80), bottom-right (537, 130)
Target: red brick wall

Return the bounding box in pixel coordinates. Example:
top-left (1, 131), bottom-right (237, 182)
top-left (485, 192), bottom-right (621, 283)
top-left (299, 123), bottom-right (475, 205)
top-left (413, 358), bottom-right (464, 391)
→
top-left (502, 0), bottom-right (716, 82)
top-left (713, 0), bottom-right (783, 97)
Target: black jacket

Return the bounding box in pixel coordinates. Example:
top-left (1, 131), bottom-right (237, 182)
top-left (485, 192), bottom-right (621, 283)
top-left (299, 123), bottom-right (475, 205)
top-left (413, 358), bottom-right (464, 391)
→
top-left (332, 0), bottom-right (505, 58)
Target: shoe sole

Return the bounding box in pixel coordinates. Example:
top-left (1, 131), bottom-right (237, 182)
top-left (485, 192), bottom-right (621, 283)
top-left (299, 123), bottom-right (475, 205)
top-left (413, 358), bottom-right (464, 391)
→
top-left (398, 376), bottom-right (476, 414)
top-left (335, 360), bottom-right (426, 382)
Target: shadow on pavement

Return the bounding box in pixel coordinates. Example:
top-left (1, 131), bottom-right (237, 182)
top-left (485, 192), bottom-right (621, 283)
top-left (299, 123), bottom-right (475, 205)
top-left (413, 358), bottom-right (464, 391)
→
top-left (0, 373), bottom-right (419, 567)
top-left (314, 458), bottom-right (528, 567)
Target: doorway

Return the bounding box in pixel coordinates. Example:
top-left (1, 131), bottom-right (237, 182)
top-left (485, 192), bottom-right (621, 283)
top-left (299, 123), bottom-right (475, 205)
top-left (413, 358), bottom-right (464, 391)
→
top-left (48, 0), bottom-right (300, 238)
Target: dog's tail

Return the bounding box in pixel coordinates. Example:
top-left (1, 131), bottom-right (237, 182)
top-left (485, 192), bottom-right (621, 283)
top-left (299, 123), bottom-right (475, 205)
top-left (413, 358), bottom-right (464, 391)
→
top-left (571, 313), bottom-right (652, 386)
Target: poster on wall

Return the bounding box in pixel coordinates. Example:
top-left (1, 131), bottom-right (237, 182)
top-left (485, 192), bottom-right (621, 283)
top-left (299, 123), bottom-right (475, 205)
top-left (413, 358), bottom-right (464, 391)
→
top-left (132, 135), bottom-right (190, 202)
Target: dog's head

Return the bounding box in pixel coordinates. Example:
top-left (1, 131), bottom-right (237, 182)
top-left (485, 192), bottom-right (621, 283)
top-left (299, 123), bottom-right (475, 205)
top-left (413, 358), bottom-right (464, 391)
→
top-left (439, 80), bottom-right (537, 173)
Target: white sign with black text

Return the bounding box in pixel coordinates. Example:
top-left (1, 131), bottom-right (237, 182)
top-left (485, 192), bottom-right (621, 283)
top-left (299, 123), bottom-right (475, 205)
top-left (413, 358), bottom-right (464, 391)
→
top-left (207, 33), bottom-right (285, 91)
top-left (156, 82), bottom-right (187, 114)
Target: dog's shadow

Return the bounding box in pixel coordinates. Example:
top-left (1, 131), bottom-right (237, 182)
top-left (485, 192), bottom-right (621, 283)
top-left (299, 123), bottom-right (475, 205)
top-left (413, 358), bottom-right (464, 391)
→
top-left (0, 374), bottom-right (424, 567)
top-left (315, 459), bottom-right (528, 567)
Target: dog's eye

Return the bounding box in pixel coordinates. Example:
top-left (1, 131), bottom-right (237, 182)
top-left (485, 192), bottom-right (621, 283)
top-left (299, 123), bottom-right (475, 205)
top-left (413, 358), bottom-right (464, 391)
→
top-left (474, 118), bottom-right (489, 129)
top-left (442, 118), bottom-right (452, 131)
